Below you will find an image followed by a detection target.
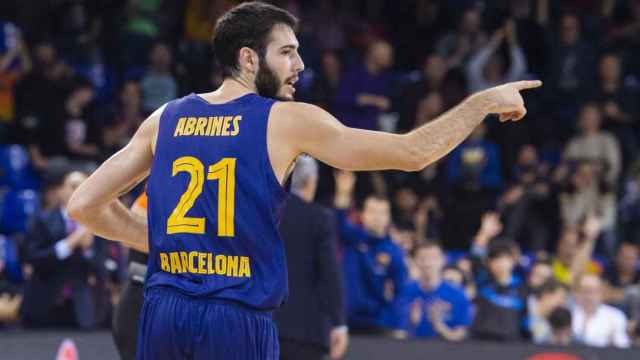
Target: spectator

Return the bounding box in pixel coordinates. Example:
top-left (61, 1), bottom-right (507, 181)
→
top-left (469, 212), bottom-right (504, 256)
top-left (572, 274), bottom-right (631, 348)
top-left (0, 290), bottom-right (21, 326)
top-left (334, 170), bottom-right (407, 334)
top-left (447, 123), bottom-right (502, 192)
top-left (333, 39), bottom-right (393, 130)
top-left (436, 8), bottom-right (488, 69)
top-left (442, 265), bottom-right (466, 290)
top-left (400, 54), bottom-right (465, 131)
top-left (592, 53), bottom-right (639, 170)
top-left (605, 242), bottom-right (640, 293)
top-left (445, 124), bottom-right (502, 248)
top-left (619, 160), bottom-right (640, 244)
top-left (20, 169), bottom-right (99, 329)
top-left (552, 217), bottom-right (602, 287)
top-left (121, 0), bottom-right (165, 68)
top-left (455, 256), bottom-right (479, 301)
top-left (390, 222), bottom-right (416, 255)
top-left (304, 0), bottom-right (346, 52)
top-left (0, 19), bottom-right (31, 140)
top-left (413, 195), bottom-right (443, 243)
top-left (528, 260), bottom-right (554, 291)
top-left (52, 1), bottom-right (102, 67)
top-left (393, 241), bottom-right (472, 341)
top-left (559, 160), bottom-right (617, 257)
top-left (140, 42), bottom-right (177, 114)
top-left (180, 0), bottom-right (225, 93)
top-left (470, 240), bottom-right (528, 341)
top-left (546, 13), bottom-right (597, 114)
top-left (276, 156), bottom-right (349, 360)
top-left (309, 50), bottom-right (342, 111)
top-left (604, 242), bottom-right (640, 327)
top-left (0, 235), bottom-right (22, 326)
top-left (466, 20), bottom-right (528, 93)
top-left (102, 80), bottom-right (145, 156)
top-left (564, 104), bottom-right (622, 187)
top-left (547, 306), bottom-right (574, 346)
top-left (499, 144), bottom-right (552, 252)
top-left (13, 41), bottom-right (74, 145)
top-left (28, 78), bottom-right (99, 170)
top-left (528, 279), bottom-right (568, 344)
top-left (391, 185), bottom-right (419, 227)
top-left (386, 0), bottom-right (444, 70)
top-left (507, 0), bottom-right (549, 76)
top-left (603, 0), bottom-right (640, 51)
top-left (411, 91), bottom-right (445, 129)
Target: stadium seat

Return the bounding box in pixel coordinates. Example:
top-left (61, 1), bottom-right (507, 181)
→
top-left (0, 186), bottom-right (8, 215)
top-left (0, 189), bottom-right (40, 235)
top-left (0, 144), bottom-right (40, 190)
top-left (0, 234), bottom-right (23, 283)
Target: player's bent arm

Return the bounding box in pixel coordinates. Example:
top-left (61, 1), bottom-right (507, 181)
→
top-left (67, 107), bottom-right (162, 253)
top-left (273, 81), bottom-right (541, 172)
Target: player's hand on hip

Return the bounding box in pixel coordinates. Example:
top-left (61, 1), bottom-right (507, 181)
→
top-left (483, 80), bottom-right (542, 122)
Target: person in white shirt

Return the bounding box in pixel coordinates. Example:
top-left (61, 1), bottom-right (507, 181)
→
top-left (572, 274), bottom-right (630, 348)
top-left (564, 103), bottom-right (621, 185)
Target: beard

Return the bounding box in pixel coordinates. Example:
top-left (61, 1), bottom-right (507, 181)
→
top-left (255, 60), bottom-right (289, 101)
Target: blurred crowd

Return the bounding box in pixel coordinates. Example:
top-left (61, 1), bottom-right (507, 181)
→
top-left (1, 0), bottom-right (640, 350)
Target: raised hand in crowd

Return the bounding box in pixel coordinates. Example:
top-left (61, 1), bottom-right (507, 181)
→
top-left (334, 170), bottom-right (356, 209)
top-left (473, 212), bottom-right (503, 249)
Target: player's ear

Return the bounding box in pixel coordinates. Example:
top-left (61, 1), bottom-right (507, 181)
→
top-left (238, 47), bottom-right (258, 74)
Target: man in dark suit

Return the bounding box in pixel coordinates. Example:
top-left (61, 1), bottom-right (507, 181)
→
top-left (20, 169), bottom-right (98, 329)
top-left (275, 156), bottom-right (349, 360)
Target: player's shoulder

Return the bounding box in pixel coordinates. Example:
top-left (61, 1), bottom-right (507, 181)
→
top-left (271, 100), bottom-right (322, 118)
top-left (159, 94), bottom-right (198, 114)
top-left (145, 94), bottom-right (197, 125)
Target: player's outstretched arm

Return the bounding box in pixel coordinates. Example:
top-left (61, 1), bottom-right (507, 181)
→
top-left (67, 107), bottom-right (162, 252)
top-left (271, 81), bottom-right (541, 173)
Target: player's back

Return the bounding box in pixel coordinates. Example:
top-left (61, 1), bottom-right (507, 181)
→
top-left (146, 93), bottom-right (288, 310)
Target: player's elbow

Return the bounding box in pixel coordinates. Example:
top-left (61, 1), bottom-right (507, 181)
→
top-left (403, 155), bottom-right (426, 172)
top-left (400, 138), bottom-right (427, 172)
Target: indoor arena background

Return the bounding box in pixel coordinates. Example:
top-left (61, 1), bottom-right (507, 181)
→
top-left (2, 0), bottom-right (640, 359)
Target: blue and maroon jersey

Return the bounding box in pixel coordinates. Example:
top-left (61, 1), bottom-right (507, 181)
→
top-left (146, 93), bottom-right (288, 310)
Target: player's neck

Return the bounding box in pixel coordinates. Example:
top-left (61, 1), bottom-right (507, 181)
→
top-left (200, 78), bottom-right (257, 104)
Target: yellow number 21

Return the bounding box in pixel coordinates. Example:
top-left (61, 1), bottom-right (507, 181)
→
top-left (166, 156), bottom-right (236, 237)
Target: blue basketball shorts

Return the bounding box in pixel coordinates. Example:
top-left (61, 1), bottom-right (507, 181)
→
top-left (136, 287), bottom-right (279, 360)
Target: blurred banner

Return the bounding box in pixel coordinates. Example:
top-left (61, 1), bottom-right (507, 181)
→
top-left (347, 336), bottom-right (636, 360)
top-left (1, 331), bottom-right (638, 359)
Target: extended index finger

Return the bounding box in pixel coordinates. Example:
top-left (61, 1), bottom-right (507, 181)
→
top-left (512, 80), bottom-right (543, 91)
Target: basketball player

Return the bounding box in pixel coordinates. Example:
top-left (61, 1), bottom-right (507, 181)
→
top-left (67, 2), bottom-right (541, 359)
